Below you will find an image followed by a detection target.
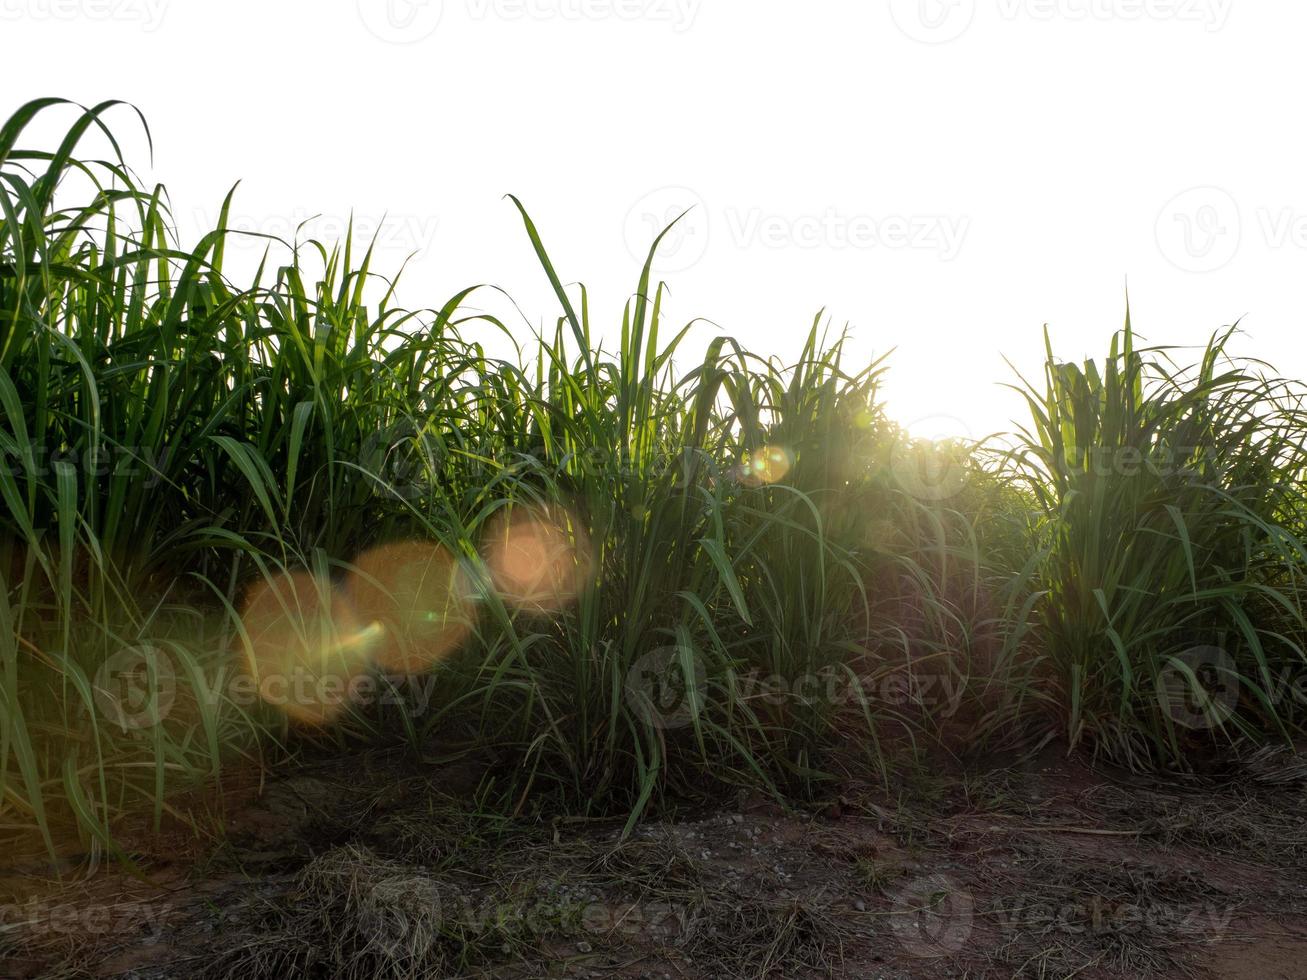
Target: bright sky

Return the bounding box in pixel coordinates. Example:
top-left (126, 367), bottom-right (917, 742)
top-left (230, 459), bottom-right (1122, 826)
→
top-left (6, 0), bottom-right (1304, 441)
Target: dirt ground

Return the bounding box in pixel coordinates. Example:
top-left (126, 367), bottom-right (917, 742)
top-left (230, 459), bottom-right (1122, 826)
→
top-left (4, 742), bottom-right (1307, 980)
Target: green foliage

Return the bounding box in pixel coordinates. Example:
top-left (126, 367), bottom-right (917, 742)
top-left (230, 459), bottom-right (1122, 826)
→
top-left (1004, 313), bottom-right (1307, 766)
top-left (3, 99), bottom-right (1304, 864)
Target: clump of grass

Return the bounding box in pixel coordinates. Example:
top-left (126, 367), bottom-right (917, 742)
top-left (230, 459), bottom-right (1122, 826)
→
top-left (5, 96), bottom-right (1306, 868)
top-left (1003, 314), bottom-right (1307, 767)
top-left (200, 845), bottom-right (451, 980)
top-left (4, 99), bottom-right (993, 857)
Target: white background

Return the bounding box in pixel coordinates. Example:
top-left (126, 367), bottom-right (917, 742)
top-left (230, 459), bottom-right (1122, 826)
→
top-left (4, 0), bottom-right (1302, 440)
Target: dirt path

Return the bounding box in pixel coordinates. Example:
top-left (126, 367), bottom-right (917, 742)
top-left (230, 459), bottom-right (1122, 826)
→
top-left (5, 744), bottom-right (1307, 979)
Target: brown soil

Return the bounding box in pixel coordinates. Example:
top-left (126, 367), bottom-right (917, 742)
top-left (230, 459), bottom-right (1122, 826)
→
top-left (4, 743), bottom-right (1307, 979)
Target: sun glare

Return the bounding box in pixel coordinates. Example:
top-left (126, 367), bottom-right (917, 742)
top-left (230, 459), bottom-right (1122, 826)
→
top-left (738, 445), bottom-right (794, 486)
top-left (482, 507), bottom-right (592, 614)
top-left (236, 570), bottom-right (376, 727)
top-left (347, 541), bottom-right (472, 675)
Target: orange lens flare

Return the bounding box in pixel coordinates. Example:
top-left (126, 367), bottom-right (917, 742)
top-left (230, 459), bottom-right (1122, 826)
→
top-left (347, 541), bottom-right (472, 675)
top-left (483, 507), bottom-right (591, 614)
top-left (236, 569), bottom-right (374, 727)
top-left (738, 445), bottom-right (793, 486)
